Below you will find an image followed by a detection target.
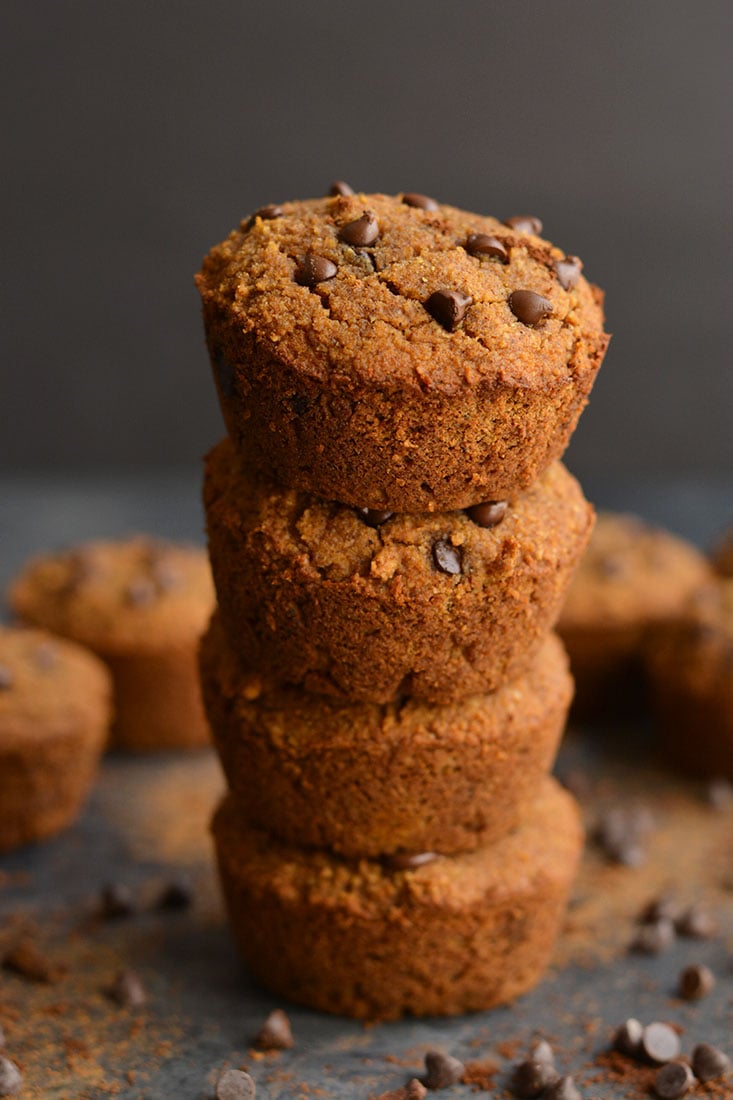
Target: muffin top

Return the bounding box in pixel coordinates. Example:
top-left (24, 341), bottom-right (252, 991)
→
top-left (196, 190), bottom-right (608, 396)
top-left (0, 626), bottom-right (111, 745)
top-left (560, 513), bottom-right (712, 630)
top-left (8, 537), bottom-right (215, 654)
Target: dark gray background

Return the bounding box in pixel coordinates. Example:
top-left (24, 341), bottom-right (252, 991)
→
top-left (3, 0), bottom-right (732, 478)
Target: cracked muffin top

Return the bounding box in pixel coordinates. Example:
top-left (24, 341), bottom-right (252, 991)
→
top-left (196, 190), bottom-right (607, 395)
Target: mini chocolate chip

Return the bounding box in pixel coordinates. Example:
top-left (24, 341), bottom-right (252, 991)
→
top-left (595, 805), bottom-right (654, 866)
top-left (706, 777), bottom-right (733, 810)
top-left (555, 256), bottom-right (582, 290)
top-left (692, 1043), bottom-right (730, 1082)
top-left (402, 193), bottom-right (439, 211)
top-left (253, 1008), bottom-right (293, 1051)
top-left (511, 1059), bottom-right (558, 1098)
top-left (357, 508), bottom-right (394, 528)
top-left (527, 1040), bottom-right (555, 1067)
top-left (100, 882), bottom-right (136, 919)
top-left (678, 963), bottom-right (715, 1000)
top-left (295, 253), bottom-right (338, 287)
top-left (544, 1077), bottom-right (582, 1100)
top-left (508, 289), bottom-right (553, 327)
top-left (425, 289), bottom-right (472, 331)
top-left (630, 918), bottom-right (675, 955)
top-left (639, 895), bottom-right (682, 924)
top-left (432, 539), bottom-right (463, 576)
top-left (383, 851), bottom-right (438, 871)
top-left (423, 1051), bottom-right (464, 1090)
top-left (0, 1056), bottom-right (22, 1097)
top-left (642, 1023), bottom-right (681, 1065)
top-left (653, 1062), bottom-right (695, 1099)
top-left (338, 212), bottom-right (379, 247)
top-left (675, 902), bottom-right (718, 939)
top-left (110, 969), bottom-right (147, 1008)
top-left (329, 180), bottom-right (354, 197)
top-left (253, 204), bottom-right (282, 223)
top-left (466, 500), bottom-right (508, 528)
top-left (613, 1018), bottom-right (644, 1058)
top-left (157, 879), bottom-right (193, 911)
top-left (216, 1068), bottom-right (256, 1100)
top-left (0, 666), bottom-right (13, 691)
top-left (125, 576), bottom-right (158, 607)
top-left (465, 233), bottom-right (508, 262)
top-left (214, 349), bottom-right (237, 399)
top-left (504, 215), bottom-right (543, 234)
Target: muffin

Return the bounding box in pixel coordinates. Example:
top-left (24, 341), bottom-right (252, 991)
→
top-left (212, 777), bottom-right (583, 1020)
top-left (204, 438), bottom-right (593, 704)
top-left (558, 513), bottom-right (712, 718)
top-left (8, 537), bottom-right (214, 750)
top-left (196, 190), bottom-right (609, 512)
top-left (0, 626), bottom-right (111, 851)
top-left (201, 617), bottom-right (573, 857)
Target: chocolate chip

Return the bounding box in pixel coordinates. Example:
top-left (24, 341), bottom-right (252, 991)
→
top-left (0, 1056), bottom-right (22, 1097)
top-left (527, 1040), bottom-right (555, 1068)
top-left (508, 289), bottom-right (553, 327)
top-left (157, 879), bottom-right (193, 911)
top-left (639, 895), bottom-right (682, 924)
top-left (706, 778), bottom-right (733, 810)
top-left (613, 1019), bottom-right (644, 1058)
top-left (216, 1068), bottom-right (256, 1100)
top-left (544, 1077), bottom-right (582, 1100)
top-left (423, 1051), bottom-right (464, 1090)
top-left (34, 642), bottom-right (59, 670)
top-left (125, 576), bottom-right (158, 607)
top-left (402, 193), bottom-right (439, 211)
top-left (642, 1023), bottom-right (681, 1065)
top-left (0, 666), bottom-right (13, 691)
top-left (252, 204), bottom-right (282, 223)
top-left (466, 500), bottom-right (508, 528)
top-left (253, 1008), bottom-right (293, 1051)
top-left (692, 1043), bottom-right (730, 1082)
top-left (511, 1059), bottom-right (558, 1098)
top-left (100, 882), bottom-right (136, 919)
top-left (630, 918), bottom-right (675, 955)
top-left (110, 969), bottom-right (147, 1008)
top-left (555, 256), bottom-right (581, 290)
top-left (357, 508), bottom-right (394, 528)
top-left (432, 539), bottom-right (463, 576)
top-left (383, 851), bottom-right (438, 871)
top-left (338, 212), bottom-right (379, 246)
top-left (675, 903), bottom-right (718, 939)
top-left (595, 805), bottom-right (654, 866)
top-left (504, 215), bottom-right (543, 234)
top-left (424, 289), bottom-right (472, 332)
top-left (330, 180), bottom-right (354, 197)
top-left (653, 1062), bottom-right (695, 1099)
top-left (295, 253), bottom-right (338, 287)
top-left (465, 233), bottom-right (508, 262)
top-left (376, 1082), bottom-right (426, 1100)
top-left (214, 350), bottom-right (237, 399)
top-left (678, 963), bottom-right (715, 1000)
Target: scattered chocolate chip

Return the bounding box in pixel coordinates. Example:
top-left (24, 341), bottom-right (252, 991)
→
top-left (424, 289), bottom-right (472, 332)
top-left (614, 1018), bottom-right (644, 1058)
top-left (544, 1077), bottom-right (582, 1100)
top-left (555, 256), bottom-right (581, 290)
top-left (504, 215), bottom-right (543, 234)
top-left (432, 538), bottom-right (463, 576)
top-left (705, 777), bottom-right (733, 810)
top-left (3, 939), bottom-right (65, 983)
top-left (465, 233), bottom-right (508, 262)
top-left (295, 253), bottom-right (338, 288)
top-left (157, 879), bottom-right (193, 911)
top-left (630, 917), bottom-right (675, 955)
top-left (641, 1023), bottom-right (681, 1065)
top-left (357, 508), bottom-right (394, 528)
top-left (253, 1008), bottom-right (293, 1051)
top-left (375, 1081), bottom-right (426, 1100)
top-left (692, 1043), bottom-right (730, 1082)
top-left (423, 1051), bottom-right (464, 1090)
top-left (329, 180), bottom-right (354, 197)
top-left (653, 1061), bottom-right (695, 1099)
top-left (466, 500), bottom-right (508, 528)
top-left (100, 882), bottom-right (136, 919)
top-left (338, 212), bottom-right (379, 247)
top-left (511, 1059), bottom-right (558, 1098)
top-left (0, 1056), bottom-right (22, 1097)
top-left (383, 851), bottom-right (438, 871)
top-left (678, 963), bottom-right (715, 1000)
top-left (124, 576), bottom-right (158, 607)
top-left (675, 903), bottom-right (717, 939)
top-left (402, 193), bottom-right (439, 211)
top-left (216, 1068), bottom-right (256, 1100)
top-left (110, 969), bottom-right (147, 1008)
top-left (508, 289), bottom-right (553, 327)
top-left (527, 1040), bottom-right (555, 1067)
top-left (0, 666), bottom-right (13, 691)
top-left (595, 805), bottom-right (654, 866)
top-left (639, 895), bottom-right (681, 924)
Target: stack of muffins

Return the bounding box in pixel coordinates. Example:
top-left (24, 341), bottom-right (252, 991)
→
top-left (195, 188), bottom-right (609, 1020)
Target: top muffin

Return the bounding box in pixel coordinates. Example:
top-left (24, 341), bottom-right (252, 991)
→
top-left (196, 190), bottom-right (609, 512)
